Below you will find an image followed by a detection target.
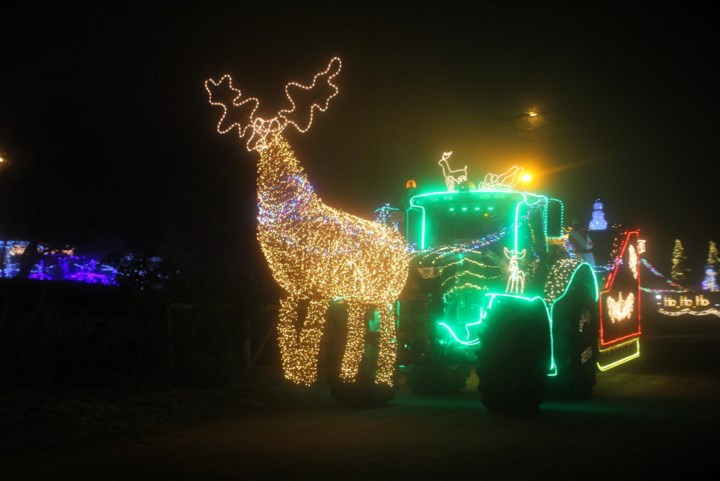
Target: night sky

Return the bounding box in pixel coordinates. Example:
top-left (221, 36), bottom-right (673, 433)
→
top-left (1, 3), bottom-right (717, 282)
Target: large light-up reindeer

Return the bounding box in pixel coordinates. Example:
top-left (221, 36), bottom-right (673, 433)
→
top-left (204, 58), bottom-right (410, 392)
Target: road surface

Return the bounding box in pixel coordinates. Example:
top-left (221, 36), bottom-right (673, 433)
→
top-left (2, 315), bottom-right (719, 480)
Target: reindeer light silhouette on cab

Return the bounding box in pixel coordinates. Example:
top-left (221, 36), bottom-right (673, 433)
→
top-left (438, 151), bottom-right (468, 191)
top-left (204, 58), bottom-right (410, 401)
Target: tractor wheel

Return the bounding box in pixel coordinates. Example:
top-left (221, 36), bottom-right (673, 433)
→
top-left (476, 298), bottom-right (550, 414)
top-left (548, 284), bottom-right (598, 400)
top-left (405, 363), bottom-right (469, 395)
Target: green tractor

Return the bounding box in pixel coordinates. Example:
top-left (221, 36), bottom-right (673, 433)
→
top-left (395, 178), bottom-right (643, 413)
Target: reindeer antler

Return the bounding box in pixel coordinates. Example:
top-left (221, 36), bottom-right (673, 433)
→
top-left (205, 57), bottom-right (342, 152)
top-left (204, 75), bottom-right (260, 140)
top-left (279, 57), bottom-right (342, 133)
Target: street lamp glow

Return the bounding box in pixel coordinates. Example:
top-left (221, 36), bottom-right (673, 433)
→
top-left (521, 172), bottom-right (532, 183)
top-left (518, 107), bottom-right (544, 131)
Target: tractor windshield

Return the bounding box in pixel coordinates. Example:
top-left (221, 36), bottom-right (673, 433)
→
top-left (408, 191), bottom-right (524, 249)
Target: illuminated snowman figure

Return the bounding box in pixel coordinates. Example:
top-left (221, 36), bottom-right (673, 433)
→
top-left (703, 264), bottom-right (718, 292)
top-left (588, 198), bottom-right (608, 231)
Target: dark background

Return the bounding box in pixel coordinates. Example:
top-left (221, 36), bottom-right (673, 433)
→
top-left (1, 3), bottom-right (717, 285)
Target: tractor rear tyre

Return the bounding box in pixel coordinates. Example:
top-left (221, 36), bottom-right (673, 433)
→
top-left (547, 285), bottom-right (598, 400)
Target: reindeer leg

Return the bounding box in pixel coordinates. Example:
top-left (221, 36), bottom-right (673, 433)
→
top-left (339, 302), bottom-right (367, 382)
top-left (375, 302), bottom-right (398, 386)
top-left (277, 295), bottom-right (327, 385)
top-left (277, 295), bottom-right (301, 384)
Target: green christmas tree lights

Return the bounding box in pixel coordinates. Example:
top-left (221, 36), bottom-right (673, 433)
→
top-left (670, 239), bottom-right (690, 285)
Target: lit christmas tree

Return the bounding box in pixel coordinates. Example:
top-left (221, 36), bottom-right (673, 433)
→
top-left (671, 239), bottom-right (690, 284)
top-left (588, 198), bottom-right (608, 231)
top-left (702, 241), bottom-right (719, 292)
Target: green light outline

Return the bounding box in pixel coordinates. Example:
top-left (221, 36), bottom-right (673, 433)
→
top-left (546, 262), bottom-right (600, 374)
top-left (407, 189), bottom-right (580, 376)
top-left (406, 204), bottom-right (427, 249)
top-left (544, 196), bottom-right (565, 241)
top-left (512, 193), bottom-right (545, 254)
top-left (409, 189), bottom-right (548, 252)
top-left (438, 320), bottom-right (482, 346)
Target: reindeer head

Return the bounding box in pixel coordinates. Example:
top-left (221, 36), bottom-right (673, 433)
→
top-left (205, 57), bottom-right (342, 152)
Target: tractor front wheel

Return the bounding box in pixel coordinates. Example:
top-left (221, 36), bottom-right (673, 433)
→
top-left (477, 298), bottom-right (550, 414)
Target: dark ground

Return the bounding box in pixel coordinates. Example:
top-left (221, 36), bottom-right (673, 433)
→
top-left (1, 312), bottom-right (719, 480)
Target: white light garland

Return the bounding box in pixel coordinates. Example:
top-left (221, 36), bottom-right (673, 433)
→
top-left (544, 258), bottom-right (582, 304)
top-left (438, 151), bottom-right (468, 191)
top-left (205, 57), bottom-right (342, 152)
top-left (658, 308), bottom-right (720, 317)
top-left (629, 245), bottom-right (638, 280)
top-left (504, 247), bottom-right (526, 294)
top-left (477, 166), bottom-right (524, 190)
top-left (637, 239), bottom-right (646, 255)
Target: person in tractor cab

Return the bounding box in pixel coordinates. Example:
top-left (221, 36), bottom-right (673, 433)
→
top-left (568, 218), bottom-right (596, 266)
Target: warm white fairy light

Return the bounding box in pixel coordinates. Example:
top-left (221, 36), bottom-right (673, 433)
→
top-left (277, 296), bottom-right (326, 385)
top-left (205, 75), bottom-right (261, 142)
top-left (9, 243), bottom-right (27, 256)
top-left (438, 151), bottom-right (468, 191)
top-left (414, 241), bottom-right (504, 297)
top-left (607, 292), bottom-right (635, 323)
top-left (258, 139), bottom-right (408, 386)
top-left (278, 59), bottom-right (342, 134)
top-left (629, 245), bottom-right (638, 280)
top-left (443, 283), bottom-right (491, 299)
top-left (441, 271), bottom-right (499, 291)
top-left (544, 258), bottom-right (582, 304)
top-left (504, 247), bottom-right (526, 294)
top-left (205, 57), bottom-right (342, 152)
top-left (477, 165), bottom-right (524, 190)
top-left (658, 308), bottom-right (720, 317)
top-left (206, 59), bottom-right (410, 387)
top-left (637, 239), bottom-right (646, 255)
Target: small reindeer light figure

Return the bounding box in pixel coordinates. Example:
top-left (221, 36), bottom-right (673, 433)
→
top-left (438, 151), bottom-right (468, 191)
top-left (504, 247), bottom-right (526, 294)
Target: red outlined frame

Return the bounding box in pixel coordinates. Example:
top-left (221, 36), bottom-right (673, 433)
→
top-left (598, 230), bottom-right (642, 348)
